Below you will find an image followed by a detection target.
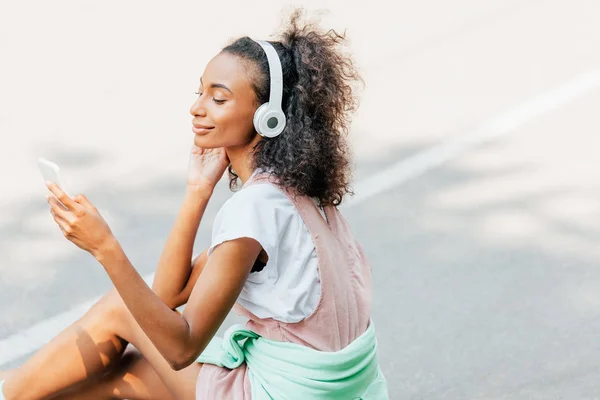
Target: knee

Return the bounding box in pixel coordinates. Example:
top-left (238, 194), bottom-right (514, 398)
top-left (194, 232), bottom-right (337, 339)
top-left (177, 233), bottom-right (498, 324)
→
top-left (93, 287), bottom-right (129, 326)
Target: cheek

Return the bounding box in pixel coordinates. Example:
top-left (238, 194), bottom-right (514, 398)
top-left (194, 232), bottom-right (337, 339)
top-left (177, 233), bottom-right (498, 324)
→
top-left (216, 105), bottom-right (256, 136)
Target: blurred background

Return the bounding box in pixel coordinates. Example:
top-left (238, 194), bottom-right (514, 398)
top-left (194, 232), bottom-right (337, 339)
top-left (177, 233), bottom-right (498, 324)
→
top-left (1, 0), bottom-right (599, 398)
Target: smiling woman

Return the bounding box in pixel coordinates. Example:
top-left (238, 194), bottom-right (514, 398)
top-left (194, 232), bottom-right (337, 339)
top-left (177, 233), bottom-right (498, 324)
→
top-left (189, 52), bottom-right (260, 155)
top-left (0, 8), bottom-right (388, 400)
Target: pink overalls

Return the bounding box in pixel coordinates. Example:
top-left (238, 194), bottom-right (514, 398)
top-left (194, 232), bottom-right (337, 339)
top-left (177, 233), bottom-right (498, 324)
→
top-left (195, 173), bottom-right (374, 399)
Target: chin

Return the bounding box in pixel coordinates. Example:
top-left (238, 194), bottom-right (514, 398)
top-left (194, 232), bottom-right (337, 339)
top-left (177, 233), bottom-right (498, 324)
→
top-left (193, 135), bottom-right (222, 149)
top-left (194, 133), bottom-right (253, 149)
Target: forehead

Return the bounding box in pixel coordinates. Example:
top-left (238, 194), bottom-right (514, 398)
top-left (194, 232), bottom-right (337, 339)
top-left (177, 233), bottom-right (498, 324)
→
top-left (201, 52), bottom-right (253, 93)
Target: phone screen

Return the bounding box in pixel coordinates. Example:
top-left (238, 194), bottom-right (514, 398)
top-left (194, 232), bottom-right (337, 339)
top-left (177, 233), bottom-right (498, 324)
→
top-left (37, 158), bottom-right (62, 188)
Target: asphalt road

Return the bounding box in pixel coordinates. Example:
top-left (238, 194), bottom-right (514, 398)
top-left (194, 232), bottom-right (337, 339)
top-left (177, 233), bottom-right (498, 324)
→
top-left (1, 1), bottom-right (600, 398)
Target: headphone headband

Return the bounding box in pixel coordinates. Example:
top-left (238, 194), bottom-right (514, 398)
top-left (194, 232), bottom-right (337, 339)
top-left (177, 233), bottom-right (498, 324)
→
top-left (253, 40), bottom-right (284, 114)
top-left (251, 39), bottom-right (286, 138)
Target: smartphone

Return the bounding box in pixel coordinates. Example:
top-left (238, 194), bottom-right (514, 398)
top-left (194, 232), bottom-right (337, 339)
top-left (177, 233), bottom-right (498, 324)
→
top-left (37, 156), bottom-right (72, 206)
top-left (37, 157), bottom-right (63, 187)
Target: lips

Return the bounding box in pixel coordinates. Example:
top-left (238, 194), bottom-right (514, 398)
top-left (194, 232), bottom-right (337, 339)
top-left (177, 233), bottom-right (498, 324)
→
top-left (192, 124), bottom-right (214, 135)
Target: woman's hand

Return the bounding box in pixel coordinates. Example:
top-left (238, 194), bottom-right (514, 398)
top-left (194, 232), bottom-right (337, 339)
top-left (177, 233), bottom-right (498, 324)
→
top-left (187, 145), bottom-right (230, 190)
top-left (46, 182), bottom-right (115, 259)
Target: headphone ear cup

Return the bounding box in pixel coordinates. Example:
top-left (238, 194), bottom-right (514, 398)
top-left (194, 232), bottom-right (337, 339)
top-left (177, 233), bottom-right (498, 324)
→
top-left (253, 103), bottom-right (269, 136)
top-left (254, 103), bottom-right (286, 138)
top-left (266, 110), bottom-right (286, 137)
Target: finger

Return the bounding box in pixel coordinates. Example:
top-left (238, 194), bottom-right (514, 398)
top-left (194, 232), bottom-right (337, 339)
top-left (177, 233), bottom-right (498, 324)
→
top-left (46, 194), bottom-right (68, 212)
top-left (190, 144), bottom-right (203, 154)
top-left (73, 194), bottom-right (96, 210)
top-left (46, 182), bottom-right (78, 211)
top-left (45, 193), bottom-right (75, 210)
top-left (48, 197), bottom-right (76, 225)
top-left (50, 207), bottom-right (71, 235)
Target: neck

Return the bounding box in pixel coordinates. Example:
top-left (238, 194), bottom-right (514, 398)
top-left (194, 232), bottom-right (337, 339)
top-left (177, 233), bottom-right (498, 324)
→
top-left (226, 134), bottom-right (262, 186)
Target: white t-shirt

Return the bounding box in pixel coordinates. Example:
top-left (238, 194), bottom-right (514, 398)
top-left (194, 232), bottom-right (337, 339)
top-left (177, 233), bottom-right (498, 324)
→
top-left (207, 172), bottom-right (323, 323)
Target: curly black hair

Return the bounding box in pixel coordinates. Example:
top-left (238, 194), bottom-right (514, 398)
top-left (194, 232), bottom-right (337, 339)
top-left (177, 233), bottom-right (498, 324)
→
top-left (221, 9), bottom-right (362, 207)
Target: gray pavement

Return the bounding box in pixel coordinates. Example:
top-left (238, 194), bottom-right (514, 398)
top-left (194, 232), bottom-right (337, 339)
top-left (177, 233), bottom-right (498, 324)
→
top-left (2, 0), bottom-right (600, 398)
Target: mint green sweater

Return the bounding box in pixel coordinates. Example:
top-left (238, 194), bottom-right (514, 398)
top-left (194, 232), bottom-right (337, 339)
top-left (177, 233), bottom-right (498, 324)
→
top-left (197, 320), bottom-right (389, 399)
top-left (0, 325), bottom-right (388, 400)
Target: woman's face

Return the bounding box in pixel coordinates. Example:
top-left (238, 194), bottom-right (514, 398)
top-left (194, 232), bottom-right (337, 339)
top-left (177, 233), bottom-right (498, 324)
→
top-left (190, 52), bottom-right (259, 149)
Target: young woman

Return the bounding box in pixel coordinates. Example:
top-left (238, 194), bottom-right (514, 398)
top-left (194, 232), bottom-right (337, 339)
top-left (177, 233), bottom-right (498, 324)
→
top-left (0, 9), bottom-right (388, 399)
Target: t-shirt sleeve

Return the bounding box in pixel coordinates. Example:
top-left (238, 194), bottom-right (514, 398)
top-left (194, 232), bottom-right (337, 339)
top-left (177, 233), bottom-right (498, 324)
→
top-left (208, 185), bottom-right (278, 261)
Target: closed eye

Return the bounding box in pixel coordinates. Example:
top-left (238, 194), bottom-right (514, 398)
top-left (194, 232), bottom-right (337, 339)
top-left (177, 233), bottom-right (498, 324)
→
top-left (195, 92), bottom-right (225, 104)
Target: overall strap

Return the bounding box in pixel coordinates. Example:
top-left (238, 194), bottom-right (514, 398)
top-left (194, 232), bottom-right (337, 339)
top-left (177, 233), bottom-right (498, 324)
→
top-left (243, 172), bottom-right (336, 232)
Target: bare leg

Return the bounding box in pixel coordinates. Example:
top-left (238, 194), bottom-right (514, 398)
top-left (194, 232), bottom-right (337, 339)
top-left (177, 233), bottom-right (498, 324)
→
top-left (48, 304), bottom-right (203, 400)
top-left (0, 289), bottom-right (130, 399)
top-left (52, 346), bottom-right (192, 400)
top-left (1, 288), bottom-right (202, 400)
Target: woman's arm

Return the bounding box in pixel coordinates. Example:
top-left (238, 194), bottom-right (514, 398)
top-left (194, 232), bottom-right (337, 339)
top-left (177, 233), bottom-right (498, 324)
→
top-left (180, 237), bottom-right (261, 367)
top-left (169, 248), bottom-right (209, 310)
top-left (151, 186), bottom-right (212, 309)
top-left (95, 235), bottom-right (260, 371)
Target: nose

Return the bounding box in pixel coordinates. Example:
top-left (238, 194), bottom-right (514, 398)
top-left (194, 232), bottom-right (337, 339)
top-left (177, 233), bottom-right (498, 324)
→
top-left (190, 95), bottom-right (207, 117)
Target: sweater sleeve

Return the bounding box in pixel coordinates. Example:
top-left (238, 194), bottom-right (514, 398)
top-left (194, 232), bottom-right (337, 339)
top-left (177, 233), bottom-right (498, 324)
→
top-left (208, 184), bottom-right (278, 264)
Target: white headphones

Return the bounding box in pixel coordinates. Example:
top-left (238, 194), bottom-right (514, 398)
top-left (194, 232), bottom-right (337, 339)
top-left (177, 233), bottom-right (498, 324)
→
top-left (252, 40), bottom-right (286, 138)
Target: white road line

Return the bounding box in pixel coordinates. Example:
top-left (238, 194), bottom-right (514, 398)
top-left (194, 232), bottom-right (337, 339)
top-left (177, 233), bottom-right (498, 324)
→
top-left (2, 69), bottom-right (600, 367)
top-left (0, 274), bottom-right (151, 367)
top-left (343, 69), bottom-right (600, 209)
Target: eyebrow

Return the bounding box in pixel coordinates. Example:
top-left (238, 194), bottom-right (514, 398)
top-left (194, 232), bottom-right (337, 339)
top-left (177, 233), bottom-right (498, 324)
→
top-left (200, 77), bottom-right (233, 93)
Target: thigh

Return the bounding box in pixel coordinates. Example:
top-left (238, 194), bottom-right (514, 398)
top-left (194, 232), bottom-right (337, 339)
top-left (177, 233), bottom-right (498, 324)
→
top-left (101, 289), bottom-right (203, 400)
top-left (103, 345), bottom-right (202, 400)
top-left (57, 345), bottom-right (203, 400)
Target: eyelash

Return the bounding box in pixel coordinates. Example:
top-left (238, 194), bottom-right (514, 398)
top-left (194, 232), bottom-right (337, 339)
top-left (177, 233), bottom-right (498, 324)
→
top-left (195, 92), bottom-right (225, 104)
